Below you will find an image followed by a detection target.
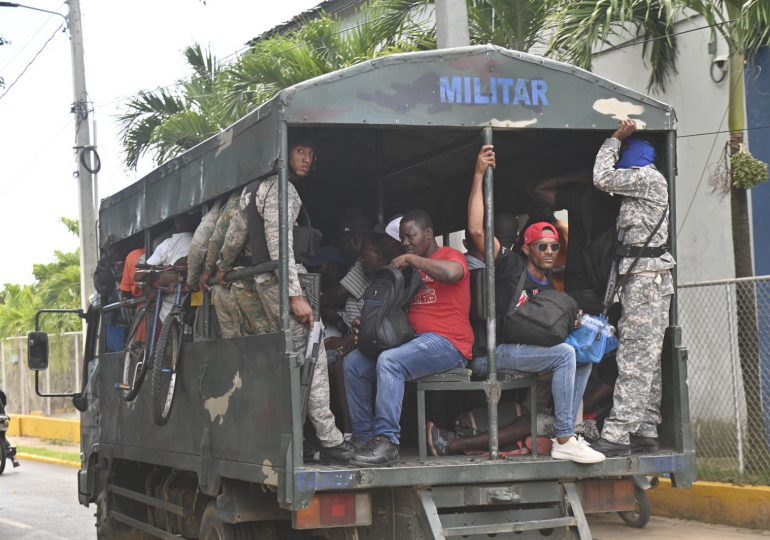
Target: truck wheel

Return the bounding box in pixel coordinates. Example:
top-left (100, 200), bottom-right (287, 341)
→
top-left (199, 502), bottom-right (282, 540)
top-left (618, 486), bottom-right (650, 528)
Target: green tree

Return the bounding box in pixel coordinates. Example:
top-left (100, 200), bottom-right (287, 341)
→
top-left (118, 9), bottom-right (427, 170)
top-left (0, 218), bottom-right (81, 337)
top-left (545, 0), bottom-right (770, 475)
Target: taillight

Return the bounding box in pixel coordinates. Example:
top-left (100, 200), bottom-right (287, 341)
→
top-left (293, 492), bottom-right (372, 529)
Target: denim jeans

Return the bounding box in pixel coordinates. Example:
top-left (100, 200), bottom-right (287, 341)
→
top-left (344, 333), bottom-right (466, 445)
top-left (472, 343), bottom-right (591, 439)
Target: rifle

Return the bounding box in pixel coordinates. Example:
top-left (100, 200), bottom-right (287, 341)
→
top-left (299, 273), bottom-right (324, 422)
top-left (602, 230), bottom-right (625, 314)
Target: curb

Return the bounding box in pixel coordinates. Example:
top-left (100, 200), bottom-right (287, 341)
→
top-left (15, 452), bottom-right (80, 469)
top-left (649, 478), bottom-right (770, 530)
top-left (7, 414), bottom-right (80, 443)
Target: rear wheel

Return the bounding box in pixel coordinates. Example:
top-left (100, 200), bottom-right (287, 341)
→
top-left (618, 486), bottom-right (650, 528)
top-left (121, 305), bottom-right (149, 402)
top-left (151, 314), bottom-right (183, 426)
top-left (199, 502), bottom-right (283, 540)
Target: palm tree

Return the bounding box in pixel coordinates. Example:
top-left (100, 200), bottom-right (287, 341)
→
top-left (545, 0), bottom-right (770, 475)
top-left (118, 10), bottom-right (428, 170)
top-left (369, 0), bottom-right (548, 52)
top-left (118, 44), bottom-right (234, 169)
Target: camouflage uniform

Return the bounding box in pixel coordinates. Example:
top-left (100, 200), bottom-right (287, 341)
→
top-left (593, 137), bottom-right (675, 445)
top-left (187, 200), bottom-right (224, 288)
top-left (248, 175), bottom-right (344, 448)
top-left (217, 189), bottom-right (273, 335)
top-left (202, 194), bottom-right (247, 338)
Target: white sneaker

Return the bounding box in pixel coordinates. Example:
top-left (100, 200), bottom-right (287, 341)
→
top-left (551, 436), bottom-right (606, 464)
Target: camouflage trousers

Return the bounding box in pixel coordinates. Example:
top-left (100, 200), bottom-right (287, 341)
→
top-left (255, 274), bottom-right (344, 448)
top-left (209, 284), bottom-right (242, 339)
top-left (230, 278), bottom-right (274, 335)
top-left (602, 271), bottom-right (673, 445)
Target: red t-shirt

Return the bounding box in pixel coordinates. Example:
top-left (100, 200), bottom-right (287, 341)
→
top-left (408, 247), bottom-right (474, 359)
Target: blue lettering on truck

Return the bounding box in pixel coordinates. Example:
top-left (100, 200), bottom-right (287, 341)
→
top-left (439, 76), bottom-right (549, 106)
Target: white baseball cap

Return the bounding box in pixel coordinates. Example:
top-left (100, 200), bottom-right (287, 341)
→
top-left (385, 216), bottom-right (403, 241)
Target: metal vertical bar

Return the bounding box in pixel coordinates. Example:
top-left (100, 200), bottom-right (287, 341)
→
top-left (376, 131), bottom-right (385, 227)
top-left (482, 127), bottom-right (499, 459)
top-left (19, 338), bottom-right (27, 415)
top-left (725, 283), bottom-right (745, 474)
top-left (665, 129), bottom-right (678, 326)
top-left (45, 357), bottom-right (51, 416)
top-left (1, 338), bottom-right (6, 391)
top-left (279, 126), bottom-right (291, 338)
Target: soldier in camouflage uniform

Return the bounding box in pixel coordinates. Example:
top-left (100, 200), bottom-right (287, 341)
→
top-left (590, 119), bottom-right (675, 457)
top-left (215, 191), bottom-right (273, 336)
top-left (243, 135), bottom-right (351, 465)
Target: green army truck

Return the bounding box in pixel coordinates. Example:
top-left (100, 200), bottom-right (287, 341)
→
top-left (28, 45), bottom-right (694, 539)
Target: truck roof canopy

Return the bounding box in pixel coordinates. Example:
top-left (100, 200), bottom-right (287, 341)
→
top-left (100, 45), bottom-right (676, 242)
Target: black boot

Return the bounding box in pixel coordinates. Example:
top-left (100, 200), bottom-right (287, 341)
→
top-left (350, 436), bottom-right (399, 467)
top-left (319, 441), bottom-right (353, 465)
top-left (590, 437), bottom-right (631, 457)
top-left (630, 435), bottom-right (660, 454)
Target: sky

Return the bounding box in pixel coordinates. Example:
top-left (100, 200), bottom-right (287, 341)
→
top-left (0, 0), bottom-right (320, 285)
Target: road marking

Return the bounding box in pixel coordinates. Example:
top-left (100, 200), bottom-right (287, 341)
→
top-left (0, 516), bottom-right (32, 529)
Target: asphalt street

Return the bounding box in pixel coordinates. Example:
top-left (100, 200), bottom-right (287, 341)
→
top-left (2, 460), bottom-right (770, 539)
top-left (0, 460), bottom-right (95, 539)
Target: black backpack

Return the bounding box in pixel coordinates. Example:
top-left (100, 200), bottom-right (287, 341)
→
top-left (357, 265), bottom-right (423, 358)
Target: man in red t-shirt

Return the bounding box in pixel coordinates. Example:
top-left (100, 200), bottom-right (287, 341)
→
top-left (345, 209), bottom-right (472, 466)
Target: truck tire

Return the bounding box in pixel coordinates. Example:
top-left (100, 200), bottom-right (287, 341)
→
top-left (618, 486), bottom-right (651, 528)
top-left (199, 502), bottom-right (282, 540)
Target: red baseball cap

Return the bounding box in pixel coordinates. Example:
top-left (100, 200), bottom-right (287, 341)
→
top-left (524, 222), bottom-right (559, 245)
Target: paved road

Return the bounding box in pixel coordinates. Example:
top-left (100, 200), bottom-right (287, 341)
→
top-left (0, 460), bottom-right (95, 539)
top-left (2, 460), bottom-right (770, 539)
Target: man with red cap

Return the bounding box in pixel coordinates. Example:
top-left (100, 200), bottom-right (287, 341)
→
top-left (467, 145), bottom-right (605, 464)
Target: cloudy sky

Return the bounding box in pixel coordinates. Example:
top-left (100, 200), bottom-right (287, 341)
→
top-left (0, 0), bottom-right (319, 285)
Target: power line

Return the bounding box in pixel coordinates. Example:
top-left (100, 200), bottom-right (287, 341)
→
top-left (602, 18), bottom-right (735, 54)
top-left (679, 124), bottom-right (770, 138)
top-left (0, 1), bottom-right (66, 72)
top-left (0, 23), bottom-right (64, 103)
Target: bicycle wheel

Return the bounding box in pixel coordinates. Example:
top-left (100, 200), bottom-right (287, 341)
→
top-left (121, 304), bottom-right (149, 402)
top-left (151, 314), bottom-right (183, 426)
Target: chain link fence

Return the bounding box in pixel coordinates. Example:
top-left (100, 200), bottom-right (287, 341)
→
top-left (680, 275), bottom-right (770, 484)
top-left (0, 332), bottom-right (82, 417)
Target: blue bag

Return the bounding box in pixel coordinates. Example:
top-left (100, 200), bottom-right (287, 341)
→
top-left (566, 314), bottom-right (619, 365)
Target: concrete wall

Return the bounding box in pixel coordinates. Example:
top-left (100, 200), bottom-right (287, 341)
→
top-left (590, 15), bottom-right (735, 283)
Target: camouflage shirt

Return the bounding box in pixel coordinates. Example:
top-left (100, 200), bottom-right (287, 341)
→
top-left (593, 137), bottom-right (676, 274)
top-left (211, 193), bottom-right (245, 273)
top-left (186, 200), bottom-right (223, 286)
top-left (244, 175), bottom-right (305, 297)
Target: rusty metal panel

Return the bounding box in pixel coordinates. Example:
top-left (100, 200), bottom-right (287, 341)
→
top-left (576, 478), bottom-right (636, 513)
top-left (284, 45), bottom-right (675, 131)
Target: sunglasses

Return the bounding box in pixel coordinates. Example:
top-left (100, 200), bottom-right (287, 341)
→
top-left (534, 242), bottom-right (561, 253)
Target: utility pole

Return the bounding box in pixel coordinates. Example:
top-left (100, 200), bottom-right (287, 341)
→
top-left (435, 0), bottom-right (470, 49)
top-left (0, 1), bottom-right (98, 310)
top-left (68, 0), bottom-right (98, 310)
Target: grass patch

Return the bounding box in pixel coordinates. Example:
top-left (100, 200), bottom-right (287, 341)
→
top-left (17, 445), bottom-right (80, 464)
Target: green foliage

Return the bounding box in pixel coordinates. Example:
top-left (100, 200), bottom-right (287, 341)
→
top-left (118, 7), bottom-right (428, 170)
top-left (732, 145), bottom-right (769, 190)
top-left (0, 218), bottom-right (81, 338)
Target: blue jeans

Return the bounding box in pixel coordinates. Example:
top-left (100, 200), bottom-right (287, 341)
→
top-left (344, 333), bottom-right (466, 445)
top-left (472, 343), bottom-right (591, 439)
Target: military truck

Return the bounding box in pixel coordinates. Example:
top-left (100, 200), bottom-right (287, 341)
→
top-left (28, 45), bottom-right (694, 539)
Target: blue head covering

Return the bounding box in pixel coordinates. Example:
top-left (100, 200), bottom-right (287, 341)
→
top-left (616, 139), bottom-right (656, 169)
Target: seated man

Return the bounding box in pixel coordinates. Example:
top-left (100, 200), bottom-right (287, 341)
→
top-left (469, 145), bottom-right (604, 464)
top-left (344, 209), bottom-right (473, 466)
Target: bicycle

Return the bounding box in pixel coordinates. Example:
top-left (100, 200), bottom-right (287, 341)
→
top-left (113, 264), bottom-right (182, 403)
top-left (150, 266), bottom-right (189, 426)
